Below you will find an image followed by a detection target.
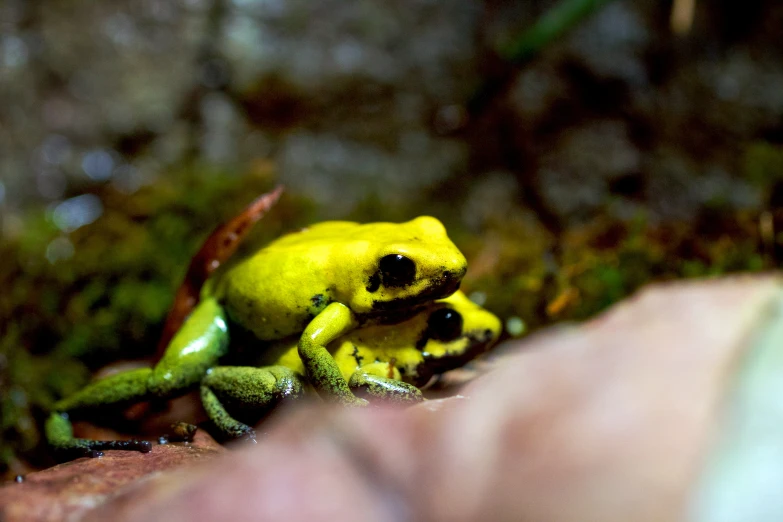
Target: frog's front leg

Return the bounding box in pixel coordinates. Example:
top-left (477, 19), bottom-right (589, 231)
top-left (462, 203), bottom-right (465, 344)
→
top-left (349, 362), bottom-right (424, 404)
top-left (200, 366), bottom-right (306, 441)
top-left (298, 302), bottom-right (367, 406)
top-left (47, 297), bottom-right (230, 458)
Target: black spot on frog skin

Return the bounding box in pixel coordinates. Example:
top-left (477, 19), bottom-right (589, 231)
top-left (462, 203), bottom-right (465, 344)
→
top-left (366, 272), bottom-right (381, 292)
top-left (309, 293), bottom-right (331, 317)
top-left (310, 293), bottom-right (327, 309)
top-left (351, 344), bottom-right (364, 366)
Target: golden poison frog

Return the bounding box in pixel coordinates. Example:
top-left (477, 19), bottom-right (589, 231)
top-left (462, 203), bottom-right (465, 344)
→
top-left (46, 214), bottom-right (498, 457)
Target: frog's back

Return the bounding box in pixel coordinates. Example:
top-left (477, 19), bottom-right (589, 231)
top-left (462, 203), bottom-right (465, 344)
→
top-left (265, 219), bottom-right (443, 250)
top-left (267, 221), bottom-right (361, 248)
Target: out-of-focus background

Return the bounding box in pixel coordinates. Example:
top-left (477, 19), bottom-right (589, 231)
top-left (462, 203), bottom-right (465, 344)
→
top-left (1, 0), bottom-right (782, 476)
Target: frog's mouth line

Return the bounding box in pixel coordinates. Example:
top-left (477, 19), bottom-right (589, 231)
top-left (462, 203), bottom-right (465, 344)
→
top-left (367, 271), bottom-right (462, 317)
top-left (412, 328), bottom-right (497, 385)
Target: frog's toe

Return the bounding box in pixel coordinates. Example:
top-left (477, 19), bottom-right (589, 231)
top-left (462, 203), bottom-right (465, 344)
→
top-left (348, 373), bottom-right (423, 404)
top-left (53, 446), bottom-right (104, 461)
top-left (52, 439), bottom-right (152, 461)
top-left (134, 440), bottom-right (153, 452)
top-left (89, 439), bottom-right (153, 453)
top-left (237, 429), bottom-right (258, 445)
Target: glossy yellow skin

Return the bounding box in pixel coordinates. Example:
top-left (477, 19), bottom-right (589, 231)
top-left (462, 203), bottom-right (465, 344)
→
top-left (213, 216), bottom-right (467, 339)
top-left (47, 216), bottom-right (475, 456)
top-left (270, 291), bottom-right (502, 387)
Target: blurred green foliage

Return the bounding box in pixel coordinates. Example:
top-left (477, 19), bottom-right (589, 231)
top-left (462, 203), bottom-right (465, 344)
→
top-left (743, 142), bottom-right (783, 187)
top-left (463, 203), bottom-right (773, 340)
top-left (0, 164), bottom-right (311, 473)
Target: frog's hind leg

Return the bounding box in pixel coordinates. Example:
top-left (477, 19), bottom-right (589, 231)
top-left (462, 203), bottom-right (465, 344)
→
top-left (45, 411), bottom-right (152, 459)
top-left (201, 366), bottom-right (306, 441)
top-left (45, 367), bottom-right (155, 458)
top-left (47, 297), bottom-right (230, 459)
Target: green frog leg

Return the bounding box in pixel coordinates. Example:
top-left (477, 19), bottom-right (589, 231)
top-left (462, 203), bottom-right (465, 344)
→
top-left (348, 364), bottom-right (424, 404)
top-left (200, 365), bottom-right (306, 441)
top-left (46, 297), bottom-right (229, 458)
top-left (298, 302), bottom-right (367, 406)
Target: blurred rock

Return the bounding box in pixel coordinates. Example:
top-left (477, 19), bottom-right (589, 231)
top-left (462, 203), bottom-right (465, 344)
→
top-left (2, 275), bottom-right (777, 521)
top-left (0, 430), bottom-right (223, 522)
top-left (538, 119), bottom-right (642, 220)
top-left (0, 1), bottom-right (207, 209)
top-left (0, 0), bottom-right (482, 216)
top-left (225, 0), bottom-right (481, 213)
top-left (496, 1), bottom-right (783, 225)
top-left (4, 0), bottom-right (783, 225)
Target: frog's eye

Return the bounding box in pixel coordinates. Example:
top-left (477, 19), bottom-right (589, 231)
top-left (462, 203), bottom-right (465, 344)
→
top-left (379, 254), bottom-right (416, 287)
top-left (426, 308), bottom-right (463, 343)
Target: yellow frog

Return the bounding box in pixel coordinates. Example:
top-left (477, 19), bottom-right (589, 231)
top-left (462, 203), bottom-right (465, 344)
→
top-left (47, 216), bottom-right (488, 457)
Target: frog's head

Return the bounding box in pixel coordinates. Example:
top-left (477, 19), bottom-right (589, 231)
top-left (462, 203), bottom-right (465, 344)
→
top-left (345, 216), bottom-right (467, 317)
top-left (335, 291), bottom-right (501, 386)
top-left (403, 291), bottom-right (502, 386)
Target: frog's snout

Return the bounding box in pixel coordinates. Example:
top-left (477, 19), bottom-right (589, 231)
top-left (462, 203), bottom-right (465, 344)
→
top-left (439, 274), bottom-right (461, 298)
top-left (418, 327), bottom-right (498, 377)
top-left (435, 268), bottom-right (464, 298)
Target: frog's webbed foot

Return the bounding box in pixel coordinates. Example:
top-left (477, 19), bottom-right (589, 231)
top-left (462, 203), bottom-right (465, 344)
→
top-left (46, 412), bottom-right (153, 461)
top-left (349, 372), bottom-right (424, 404)
top-left (201, 365), bottom-right (305, 441)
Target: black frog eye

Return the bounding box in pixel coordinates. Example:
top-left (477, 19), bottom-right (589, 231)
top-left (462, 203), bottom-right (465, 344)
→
top-left (379, 254), bottom-right (416, 287)
top-left (427, 308), bottom-right (463, 343)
